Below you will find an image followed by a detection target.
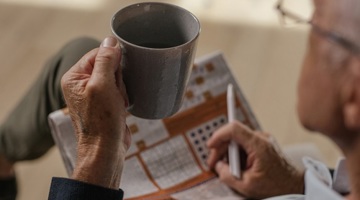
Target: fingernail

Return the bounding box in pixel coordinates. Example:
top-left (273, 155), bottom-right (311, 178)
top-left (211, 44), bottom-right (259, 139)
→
top-left (215, 161), bottom-right (223, 172)
top-left (102, 36), bottom-right (118, 47)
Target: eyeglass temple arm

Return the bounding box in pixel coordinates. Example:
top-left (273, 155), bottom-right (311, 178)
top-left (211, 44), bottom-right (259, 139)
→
top-left (275, 0), bottom-right (309, 25)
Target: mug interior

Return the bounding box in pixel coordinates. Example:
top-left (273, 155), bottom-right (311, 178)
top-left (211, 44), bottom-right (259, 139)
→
top-left (112, 3), bottom-right (200, 49)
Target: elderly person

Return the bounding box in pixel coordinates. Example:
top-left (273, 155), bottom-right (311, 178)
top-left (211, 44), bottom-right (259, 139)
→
top-left (207, 0), bottom-right (360, 199)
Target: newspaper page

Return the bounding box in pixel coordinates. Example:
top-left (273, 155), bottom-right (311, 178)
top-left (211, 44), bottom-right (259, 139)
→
top-left (49, 52), bottom-right (260, 200)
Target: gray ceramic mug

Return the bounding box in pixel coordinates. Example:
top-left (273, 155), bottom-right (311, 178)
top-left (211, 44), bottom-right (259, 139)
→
top-left (111, 2), bottom-right (200, 119)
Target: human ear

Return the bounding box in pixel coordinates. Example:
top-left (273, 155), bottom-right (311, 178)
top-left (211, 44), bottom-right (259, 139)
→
top-left (343, 57), bottom-right (360, 130)
top-left (344, 102), bottom-right (360, 130)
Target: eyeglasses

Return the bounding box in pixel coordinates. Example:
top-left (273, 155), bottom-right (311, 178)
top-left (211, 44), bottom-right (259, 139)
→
top-left (275, 0), bottom-right (360, 55)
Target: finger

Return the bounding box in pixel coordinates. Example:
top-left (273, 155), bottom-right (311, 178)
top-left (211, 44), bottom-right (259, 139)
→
top-left (124, 125), bottom-right (132, 150)
top-left (67, 48), bottom-right (99, 75)
top-left (61, 49), bottom-right (99, 89)
top-left (115, 52), bottom-right (123, 88)
top-left (116, 63), bottom-right (129, 108)
top-left (90, 36), bottom-right (121, 85)
top-left (207, 121), bottom-right (254, 151)
top-left (207, 144), bottom-right (228, 168)
top-left (120, 78), bottom-right (129, 107)
top-left (215, 161), bottom-right (240, 188)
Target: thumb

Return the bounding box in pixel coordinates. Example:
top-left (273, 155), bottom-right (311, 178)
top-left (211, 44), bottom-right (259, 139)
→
top-left (90, 36), bottom-right (121, 84)
top-left (215, 161), bottom-right (238, 186)
top-left (215, 161), bottom-right (246, 192)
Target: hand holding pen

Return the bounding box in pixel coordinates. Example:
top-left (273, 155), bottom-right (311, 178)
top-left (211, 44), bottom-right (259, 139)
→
top-left (206, 85), bottom-right (304, 198)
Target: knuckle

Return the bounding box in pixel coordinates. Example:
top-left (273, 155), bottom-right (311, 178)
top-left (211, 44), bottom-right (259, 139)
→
top-left (96, 50), bottom-right (115, 64)
top-left (260, 131), bottom-right (272, 140)
top-left (257, 139), bottom-right (274, 154)
top-left (258, 133), bottom-right (272, 145)
top-left (228, 122), bottom-right (239, 135)
top-left (231, 121), bottom-right (252, 138)
top-left (86, 83), bottom-right (102, 96)
top-left (60, 74), bottom-right (75, 98)
top-left (60, 74), bottom-right (69, 89)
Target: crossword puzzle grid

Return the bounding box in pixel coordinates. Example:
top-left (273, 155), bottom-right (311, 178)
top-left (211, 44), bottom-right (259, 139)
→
top-left (140, 135), bottom-right (202, 189)
top-left (185, 115), bottom-right (228, 170)
top-left (126, 115), bottom-right (169, 156)
top-left (120, 157), bottom-right (159, 198)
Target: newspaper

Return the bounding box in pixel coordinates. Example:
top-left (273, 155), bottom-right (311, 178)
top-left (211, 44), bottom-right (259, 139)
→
top-left (48, 52), bottom-right (261, 200)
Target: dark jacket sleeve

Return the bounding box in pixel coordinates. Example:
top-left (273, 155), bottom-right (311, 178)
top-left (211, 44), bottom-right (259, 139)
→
top-left (48, 177), bottom-right (124, 200)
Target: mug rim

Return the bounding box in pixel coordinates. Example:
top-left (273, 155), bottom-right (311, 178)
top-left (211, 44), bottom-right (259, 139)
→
top-left (110, 2), bottom-right (201, 51)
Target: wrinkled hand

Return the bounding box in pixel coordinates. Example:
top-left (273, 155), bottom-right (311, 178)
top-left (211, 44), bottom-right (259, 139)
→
top-left (207, 121), bottom-right (304, 199)
top-left (61, 36), bottom-right (131, 189)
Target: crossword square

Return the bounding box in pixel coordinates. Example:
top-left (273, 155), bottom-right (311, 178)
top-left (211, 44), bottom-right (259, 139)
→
top-left (205, 62), bottom-right (215, 72)
top-left (140, 135), bottom-right (201, 189)
top-left (203, 91), bottom-right (213, 101)
top-left (186, 90), bottom-right (194, 99)
top-left (129, 124), bottom-right (139, 134)
top-left (195, 77), bottom-right (205, 85)
top-left (136, 140), bottom-right (146, 150)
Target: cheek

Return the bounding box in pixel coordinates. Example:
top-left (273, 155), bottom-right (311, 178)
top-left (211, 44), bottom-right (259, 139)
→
top-left (297, 52), bottom-right (316, 130)
top-left (297, 33), bottom-right (324, 130)
top-left (297, 34), bottom-right (317, 115)
top-left (297, 49), bottom-right (333, 131)
top-left (297, 50), bottom-right (341, 134)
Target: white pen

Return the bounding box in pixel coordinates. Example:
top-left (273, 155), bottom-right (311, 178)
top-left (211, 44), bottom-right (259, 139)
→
top-left (227, 84), bottom-right (241, 179)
